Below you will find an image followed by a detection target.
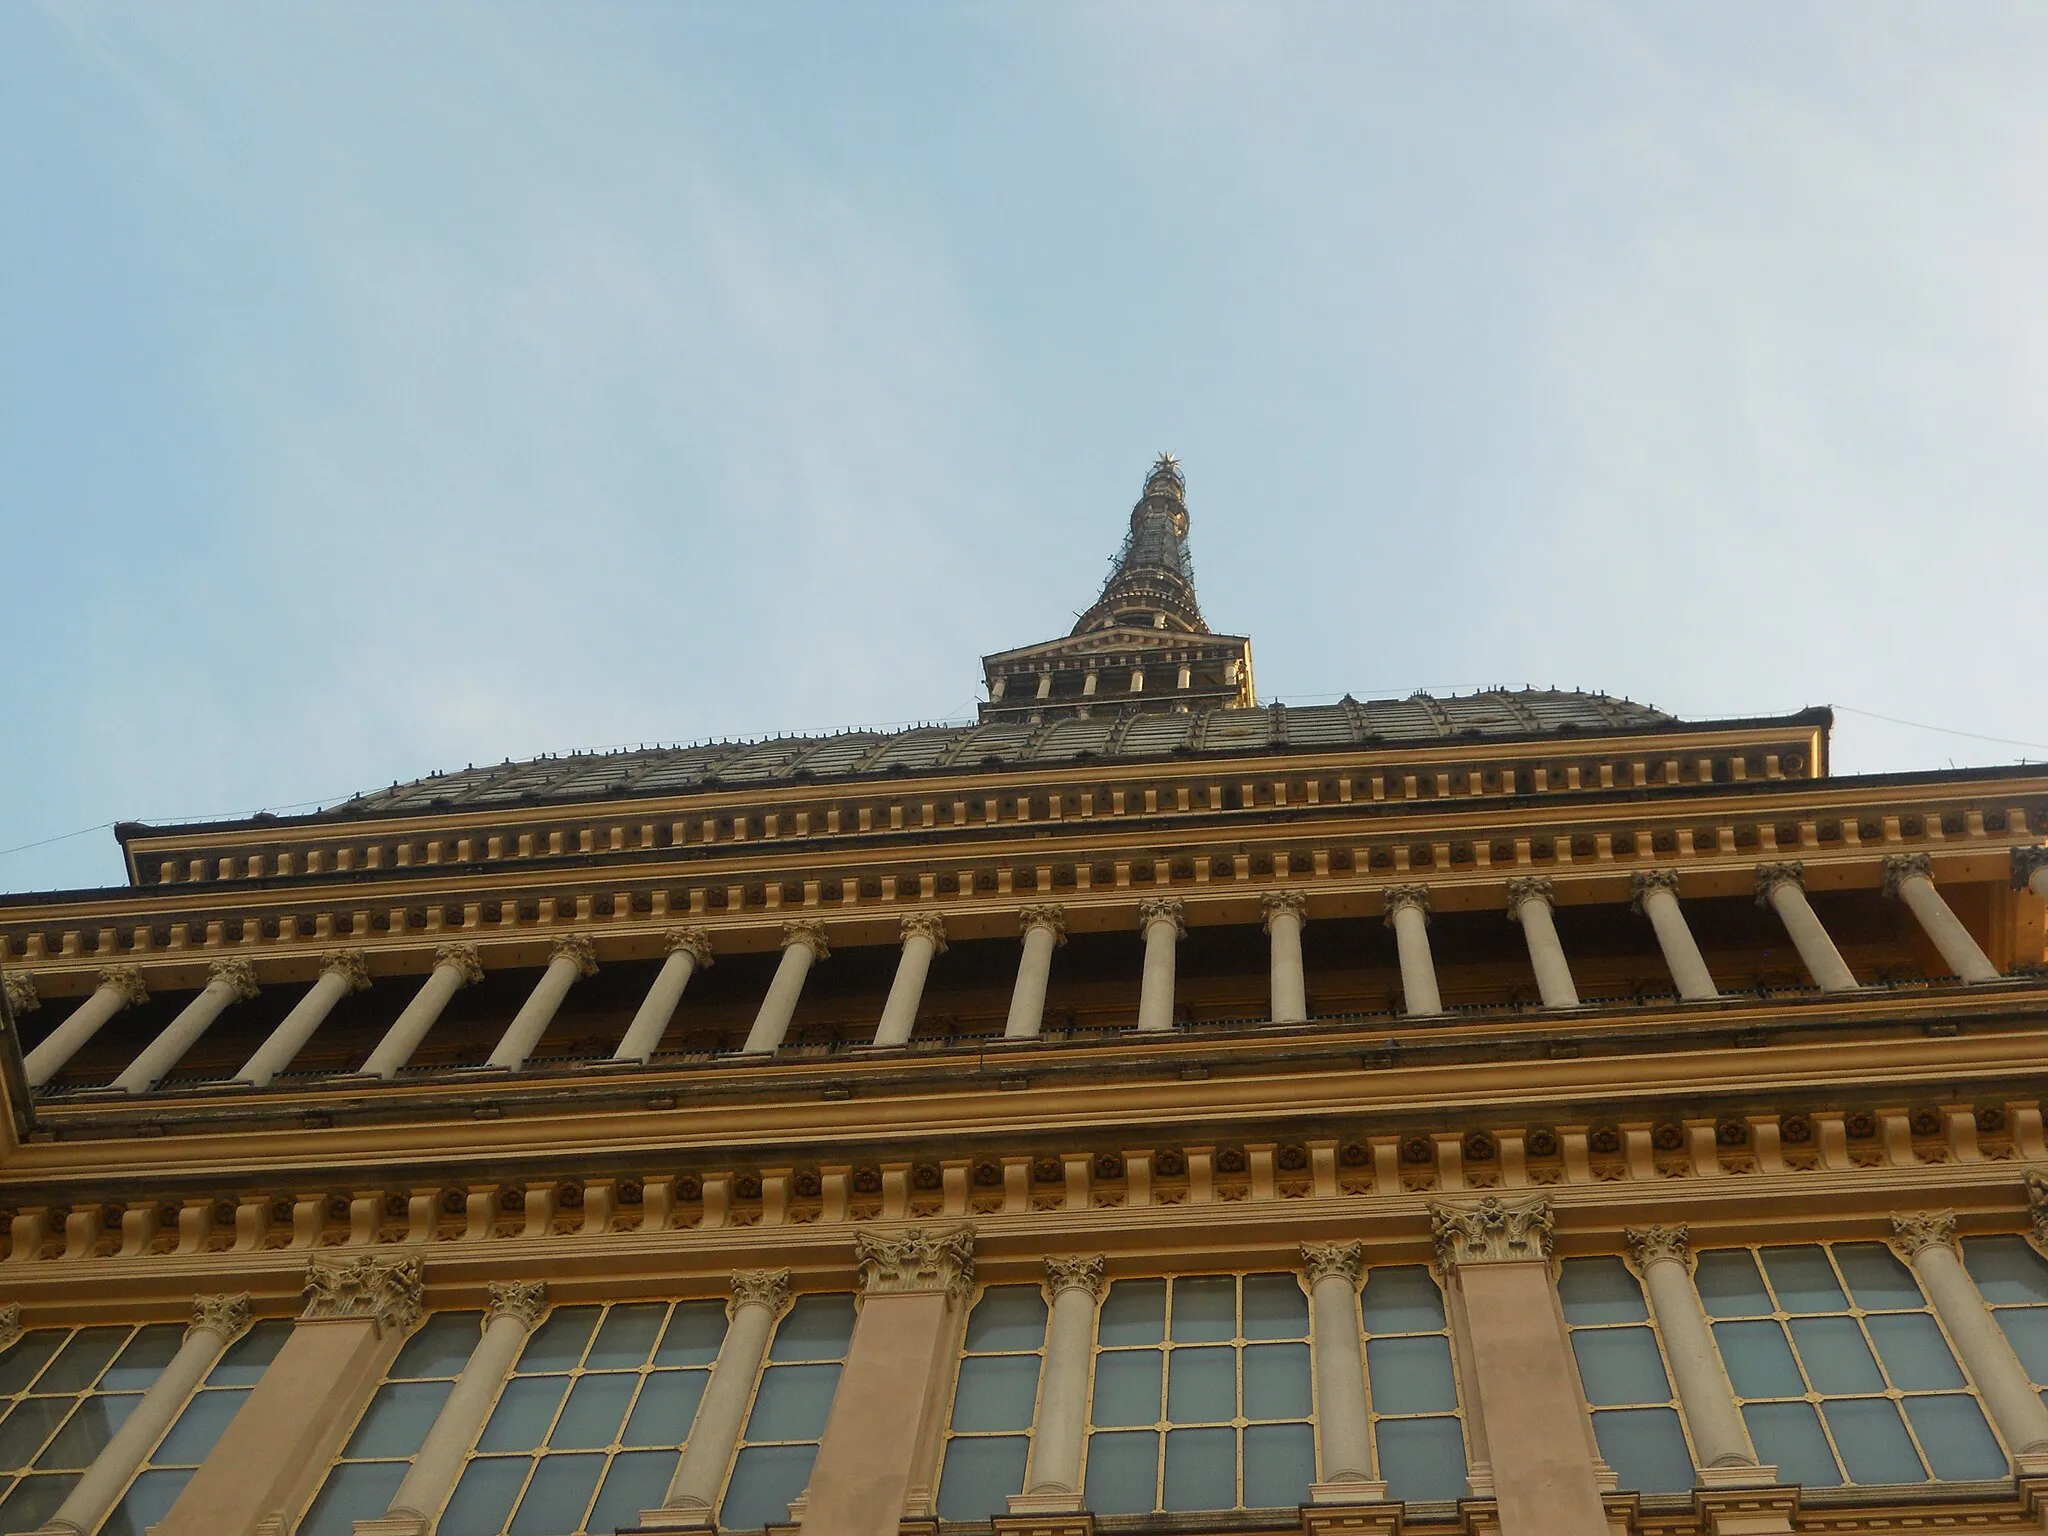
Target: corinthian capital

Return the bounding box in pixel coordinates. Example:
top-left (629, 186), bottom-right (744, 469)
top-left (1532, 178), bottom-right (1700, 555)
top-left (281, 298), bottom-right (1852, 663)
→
top-left (664, 927), bottom-right (715, 967)
top-left (1137, 898), bottom-right (1186, 939)
top-left (1261, 890), bottom-right (1308, 931)
top-left (1019, 905), bottom-right (1068, 946)
top-left (1624, 1225), bottom-right (1691, 1273)
top-left (1383, 885), bottom-right (1431, 925)
top-left (729, 1268), bottom-right (794, 1319)
top-left (208, 957), bottom-right (260, 1001)
top-left (1301, 1240), bottom-right (1365, 1288)
top-left (2029, 1171), bottom-right (2048, 1248)
top-left (782, 920), bottom-right (831, 961)
top-left (550, 934), bottom-right (599, 977)
top-left (2014, 846), bottom-right (2048, 889)
top-left (1882, 853), bottom-right (1934, 898)
top-left (96, 966), bottom-right (149, 1006)
top-left (1890, 1211), bottom-right (1958, 1259)
top-left (1505, 877), bottom-right (1555, 918)
top-left (188, 1292), bottom-right (253, 1344)
top-left (1754, 861), bottom-right (1806, 905)
top-left (855, 1226), bottom-right (975, 1301)
top-left (486, 1280), bottom-right (549, 1330)
top-left (901, 912), bottom-right (948, 953)
top-left (1045, 1254), bottom-right (1107, 1300)
top-left (3, 972), bottom-right (38, 1016)
top-left (433, 943), bottom-right (484, 986)
top-left (301, 1254), bottom-right (425, 1333)
top-left (1630, 869), bottom-right (1682, 912)
top-left (1431, 1194), bottom-right (1554, 1268)
top-left (319, 949), bottom-right (371, 993)
top-left (0, 1304), bottom-right (18, 1353)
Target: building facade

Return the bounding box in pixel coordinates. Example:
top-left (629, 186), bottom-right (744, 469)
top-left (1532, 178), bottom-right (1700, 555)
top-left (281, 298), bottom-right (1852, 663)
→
top-left (0, 458), bottom-right (2046, 1536)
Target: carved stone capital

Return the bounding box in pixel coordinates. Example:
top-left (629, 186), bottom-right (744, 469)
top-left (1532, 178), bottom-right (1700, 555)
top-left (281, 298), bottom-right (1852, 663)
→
top-left (1137, 898), bottom-right (1186, 939)
top-left (1431, 1194), bottom-right (1555, 1268)
top-left (856, 1226), bottom-right (975, 1301)
top-left (1630, 869), bottom-right (1682, 913)
top-left (96, 966), bottom-right (149, 1007)
top-left (302, 1254), bottom-right (425, 1333)
top-left (550, 934), bottom-right (599, 977)
top-left (208, 957), bottom-right (260, 1001)
top-left (1882, 852), bottom-right (1934, 898)
top-left (1753, 861), bottom-right (1806, 905)
top-left (1890, 1211), bottom-right (1958, 1260)
top-left (1505, 877), bottom-right (1555, 918)
top-left (901, 912), bottom-right (948, 954)
top-left (189, 1292), bottom-right (253, 1344)
top-left (0, 1303), bottom-right (18, 1353)
top-left (664, 927), bottom-right (715, 968)
top-left (1019, 905), bottom-right (1068, 946)
top-left (729, 1268), bottom-right (794, 1319)
top-left (319, 949), bottom-right (371, 993)
top-left (2028, 1171), bottom-right (2048, 1247)
top-left (1624, 1225), bottom-right (1692, 1273)
top-left (486, 1280), bottom-right (548, 1330)
top-left (1383, 885), bottom-right (1430, 926)
top-left (1261, 890), bottom-right (1309, 931)
top-left (1044, 1254), bottom-right (1107, 1301)
top-left (3, 972), bottom-right (38, 1016)
top-left (782, 920), bottom-right (831, 961)
top-left (433, 943), bottom-right (484, 986)
top-left (1301, 1240), bottom-right (1365, 1288)
top-left (2014, 846), bottom-right (2048, 890)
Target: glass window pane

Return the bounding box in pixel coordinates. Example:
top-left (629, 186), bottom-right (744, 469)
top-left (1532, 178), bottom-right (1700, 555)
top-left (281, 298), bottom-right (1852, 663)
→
top-left (1366, 1335), bottom-right (1458, 1415)
top-left (1833, 1244), bottom-right (1924, 1311)
top-left (1821, 1396), bottom-right (1924, 1484)
top-left (1090, 1351), bottom-right (1163, 1428)
top-left (655, 1300), bottom-right (729, 1368)
top-left (1241, 1275), bottom-right (1309, 1340)
top-left (1374, 1416), bottom-right (1468, 1503)
top-left (1242, 1343), bottom-right (1312, 1421)
top-left (623, 1370), bottom-right (708, 1448)
top-left (507, 1451), bottom-right (603, 1534)
top-left (1166, 1347), bottom-right (1235, 1424)
top-left (477, 1376), bottom-right (570, 1453)
top-left (1084, 1429), bottom-right (1159, 1514)
top-left (721, 1442), bottom-right (818, 1531)
top-left (951, 1355), bottom-right (1040, 1433)
top-left (1903, 1393), bottom-right (2006, 1481)
top-left (768, 1296), bottom-right (856, 1363)
top-left (1360, 1267), bottom-right (1446, 1333)
top-left (0, 1473), bottom-right (80, 1533)
top-left (207, 1320), bottom-right (292, 1387)
top-left (36, 1396), bottom-right (135, 1469)
top-left (1714, 1321), bottom-right (1807, 1399)
top-left (744, 1363), bottom-right (841, 1443)
top-left (1965, 1237), bottom-right (2048, 1306)
top-left (1742, 1400), bottom-right (1840, 1487)
top-left (390, 1313), bottom-right (483, 1379)
top-left (0, 1335), bottom-right (64, 1395)
top-left (99, 1327), bottom-right (183, 1392)
top-left (964, 1287), bottom-right (1048, 1354)
top-left (1762, 1247), bottom-right (1848, 1313)
top-left (1570, 1328), bottom-right (1671, 1407)
top-left (0, 1398), bottom-right (75, 1472)
top-left (1170, 1278), bottom-right (1237, 1344)
top-left (298, 1461), bottom-right (409, 1536)
top-left (1998, 1308), bottom-right (2048, 1383)
top-left (1789, 1317), bottom-right (1884, 1394)
top-left (344, 1380), bottom-right (454, 1459)
top-left (587, 1449), bottom-right (678, 1536)
top-left (1163, 1424), bottom-right (1235, 1511)
top-left (1866, 1313), bottom-right (1965, 1391)
top-left (1695, 1251), bottom-right (1773, 1318)
top-left (152, 1386), bottom-right (249, 1465)
top-left (1591, 1406), bottom-right (1693, 1493)
top-left (37, 1329), bottom-right (129, 1392)
top-left (1559, 1258), bottom-right (1650, 1326)
top-left (586, 1304), bottom-right (668, 1371)
top-left (550, 1374), bottom-right (638, 1449)
top-left (516, 1309), bottom-right (598, 1373)
top-left (1243, 1421), bottom-right (1315, 1507)
top-left (937, 1434), bottom-right (1030, 1520)
top-left (100, 1466), bottom-right (193, 1536)
top-left (1097, 1281), bottom-right (1166, 1347)
top-left (439, 1455), bottom-right (528, 1536)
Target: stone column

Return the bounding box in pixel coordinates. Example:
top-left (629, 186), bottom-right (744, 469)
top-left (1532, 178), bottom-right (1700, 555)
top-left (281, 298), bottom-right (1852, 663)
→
top-left (1622, 1226), bottom-right (1767, 1481)
top-left (156, 1256), bottom-right (424, 1536)
top-left (2016, 846), bottom-right (2048, 902)
top-left (614, 929), bottom-right (714, 1063)
top-left (358, 945), bottom-right (484, 1080)
top-left (1135, 898), bottom-right (1185, 1033)
top-left (487, 935), bottom-right (598, 1071)
top-left (801, 1228), bottom-right (975, 1536)
top-left (1506, 878), bottom-right (1580, 1010)
top-left (1300, 1242), bottom-right (1379, 1499)
top-left (1263, 891), bottom-right (1310, 1025)
top-left (236, 950), bottom-right (369, 1087)
top-left (39, 1294), bottom-right (252, 1536)
top-left (742, 922), bottom-right (830, 1054)
top-left (1892, 1212), bottom-right (2048, 1469)
top-left (1431, 1195), bottom-right (1608, 1536)
top-left (1003, 906), bottom-right (1066, 1039)
top-left (1630, 871), bottom-right (1719, 1001)
top-left (1384, 886), bottom-right (1443, 1017)
top-left (1010, 1255), bottom-right (1105, 1513)
top-left (641, 1270), bottom-right (792, 1529)
top-left (872, 914), bottom-right (947, 1048)
top-left (113, 958), bottom-right (259, 1094)
top-left (23, 967), bottom-right (147, 1088)
top-left (368, 1282), bottom-right (549, 1534)
top-left (1883, 855), bottom-right (2000, 983)
top-left (1754, 863), bottom-right (1860, 992)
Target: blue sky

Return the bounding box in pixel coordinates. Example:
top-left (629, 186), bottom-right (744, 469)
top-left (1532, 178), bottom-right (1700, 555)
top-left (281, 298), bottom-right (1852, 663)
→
top-left (5, 4), bottom-right (2045, 894)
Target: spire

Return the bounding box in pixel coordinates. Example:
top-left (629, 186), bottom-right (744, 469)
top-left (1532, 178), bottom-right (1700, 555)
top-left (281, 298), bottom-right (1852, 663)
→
top-left (1073, 453), bottom-right (1207, 635)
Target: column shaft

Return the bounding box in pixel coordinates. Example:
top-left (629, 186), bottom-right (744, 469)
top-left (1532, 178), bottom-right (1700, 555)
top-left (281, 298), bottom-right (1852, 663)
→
top-left (1511, 889), bottom-right (1580, 1010)
top-left (23, 977), bottom-right (138, 1088)
top-left (487, 952), bottom-right (586, 1071)
top-left (1304, 1259), bottom-right (1373, 1487)
top-left (1003, 925), bottom-right (1059, 1040)
top-left (1640, 884), bottom-right (1719, 1001)
top-left (358, 956), bottom-right (474, 1080)
top-left (1136, 918), bottom-right (1179, 1032)
top-left (1635, 1254), bottom-right (1755, 1469)
top-left (743, 942), bottom-right (819, 1054)
top-left (237, 953), bottom-right (367, 1087)
top-left (114, 964), bottom-right (255, 1095)
top-left (1390, 903), bottom-right (1442, 1016)
top-left (614, 949), bottom-right (700, 1063)
top-left (647, 1286), bottom-right (783, 1524)
top-left (1898, 1226), bottom-right (2048, 1461)
top-left (1268, 909), bottom-right (1308, 1025)
top-left (872, 930), bottom-right (939, 1048)
top-left (2032, 866), bottom-right (2048, 902)
top-left (1762, 875), bottom-right (1859, 992)
top-left (1020, 1265), bottom-right (1102, 1503)
top-left (1894, 873), bottom-right (1999, 983)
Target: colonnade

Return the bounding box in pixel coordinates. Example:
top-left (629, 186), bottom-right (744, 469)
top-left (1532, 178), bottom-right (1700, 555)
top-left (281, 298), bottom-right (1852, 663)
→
top-left (16, 852), bottom-right (2020, 1095)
